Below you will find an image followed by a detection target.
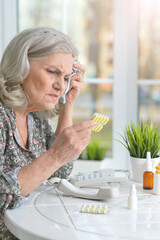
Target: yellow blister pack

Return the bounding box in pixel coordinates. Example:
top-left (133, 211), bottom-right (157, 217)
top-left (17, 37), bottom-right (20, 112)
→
top-left (90, 112), bottom-right (109, 132)
top-left (80, 204), bottom-right (109, 214)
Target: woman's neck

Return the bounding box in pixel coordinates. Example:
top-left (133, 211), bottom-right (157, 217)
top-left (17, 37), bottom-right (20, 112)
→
top-left (15, 110), bottom-right (29, 149)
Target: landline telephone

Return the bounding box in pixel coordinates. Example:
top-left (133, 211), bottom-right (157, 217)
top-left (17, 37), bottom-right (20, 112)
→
top-left (47, 169), bottom-right (130, 200)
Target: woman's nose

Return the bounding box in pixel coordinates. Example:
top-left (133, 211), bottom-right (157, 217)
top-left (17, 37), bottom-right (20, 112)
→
top-left (53, 76), bottom-right (65, 91)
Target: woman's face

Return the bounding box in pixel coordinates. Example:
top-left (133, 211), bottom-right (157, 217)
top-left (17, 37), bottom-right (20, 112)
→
top-left (23, 52), bottom-right (73, 112)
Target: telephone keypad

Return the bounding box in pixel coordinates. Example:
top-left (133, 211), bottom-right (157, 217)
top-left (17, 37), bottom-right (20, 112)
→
top-left (70, 169), bottom-right (130, 188)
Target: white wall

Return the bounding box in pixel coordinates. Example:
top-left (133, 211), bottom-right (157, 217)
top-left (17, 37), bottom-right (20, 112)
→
top-left (0, 0), bottom-right (18, 57)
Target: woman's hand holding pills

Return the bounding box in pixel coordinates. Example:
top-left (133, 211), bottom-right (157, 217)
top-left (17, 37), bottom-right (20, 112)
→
top-left (50, 120), bottom-right (96, 165)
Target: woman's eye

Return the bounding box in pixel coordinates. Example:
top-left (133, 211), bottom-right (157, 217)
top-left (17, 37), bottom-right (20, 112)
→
top-left (47, 69), bottom-right (69, 81)
top-left (47, 69), bottom-right (56, 74)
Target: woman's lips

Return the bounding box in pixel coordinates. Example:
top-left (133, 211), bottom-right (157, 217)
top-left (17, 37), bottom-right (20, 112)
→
top-left (48, 94), bottom-right (59, 101)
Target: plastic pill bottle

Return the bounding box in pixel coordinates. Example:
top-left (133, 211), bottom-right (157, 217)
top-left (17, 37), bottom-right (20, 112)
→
top-left (154, 165), bottom-right (160, 195)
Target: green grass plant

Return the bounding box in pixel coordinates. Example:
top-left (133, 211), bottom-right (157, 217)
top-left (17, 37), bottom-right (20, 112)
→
top-left (79, 138), bottom-right (106, 161)
top-left (116, 121), bottom-right (160, 158)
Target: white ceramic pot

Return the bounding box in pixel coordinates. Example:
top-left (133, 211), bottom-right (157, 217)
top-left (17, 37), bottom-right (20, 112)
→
top-left (130, 156), bottom-right (160, 183)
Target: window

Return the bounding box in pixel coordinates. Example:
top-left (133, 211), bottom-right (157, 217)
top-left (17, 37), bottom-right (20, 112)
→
top-left (2, 0), bottom-right (158, 168)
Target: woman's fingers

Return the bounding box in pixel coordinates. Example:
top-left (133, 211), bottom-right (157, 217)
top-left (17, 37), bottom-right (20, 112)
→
top-left (69, 77), bottom-right (84, 93)
top-left (62, 121), bottom-right (96, 152)
top-left (73, 61), bottom-right (86, 75)
top-left (72, 120), bottom-right (97, 132)
top-left (73, 62), bottom-right (86, 83)
top-left (51, 120), bottom-right (96, 165)
top-left (71, 72), bottom-right (84, 83)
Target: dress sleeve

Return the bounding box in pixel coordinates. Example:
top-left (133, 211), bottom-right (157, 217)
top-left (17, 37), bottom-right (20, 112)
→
top-left (0, 127), bottom-right (28, 210)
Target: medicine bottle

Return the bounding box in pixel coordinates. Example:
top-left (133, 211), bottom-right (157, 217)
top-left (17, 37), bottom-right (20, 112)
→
top-left (128, 184), bottom-right (137, 210)
top-left (143, 152), bottom-right (154, 190)
top-left (154, 165), bottom-right (160, 195)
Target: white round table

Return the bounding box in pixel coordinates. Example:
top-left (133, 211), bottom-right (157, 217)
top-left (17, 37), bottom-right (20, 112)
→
top-left (5, 182), bottom-right (160, 240)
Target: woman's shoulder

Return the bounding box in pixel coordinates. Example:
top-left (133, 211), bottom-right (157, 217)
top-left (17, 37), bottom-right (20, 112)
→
top-left (0, 99), bottom-right (5, 110)
top-left (0, 100), bottom-right (9, 134)
top-left (0, 100), bottom-right (9, 120)
top-left (0, 99), bottom-right (15, 119)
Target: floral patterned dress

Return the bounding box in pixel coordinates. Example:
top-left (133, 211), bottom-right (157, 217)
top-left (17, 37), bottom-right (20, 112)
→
top-left (0, 100), bottom-right (74, 239)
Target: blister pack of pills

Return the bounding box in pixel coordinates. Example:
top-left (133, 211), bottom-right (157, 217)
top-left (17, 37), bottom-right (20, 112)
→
top-left (90, 113), bottom-right (109, 132)
top-left (80, 204), bottom-right (110, 214)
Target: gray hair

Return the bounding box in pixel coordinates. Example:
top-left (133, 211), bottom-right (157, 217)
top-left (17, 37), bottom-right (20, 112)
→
top-left (0, 27), bottom-right (78, 118)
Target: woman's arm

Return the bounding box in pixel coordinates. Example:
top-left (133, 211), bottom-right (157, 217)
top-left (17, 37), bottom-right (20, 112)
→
top-left (17, 120), bottom-right (96, 197)
top-left (55, 102), bottom-right (74, 136)
top-left (0, 129), bottom-right (26, 210)
top-left (17, 149), bottom-right (61, 196)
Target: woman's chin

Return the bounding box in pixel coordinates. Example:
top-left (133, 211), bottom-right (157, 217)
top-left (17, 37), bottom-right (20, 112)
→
top-left (44, 102), bottom-right (57, 110)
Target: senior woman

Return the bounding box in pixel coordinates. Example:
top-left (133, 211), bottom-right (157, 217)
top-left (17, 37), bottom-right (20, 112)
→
top-left (0, 27), bottom-right (96, 239)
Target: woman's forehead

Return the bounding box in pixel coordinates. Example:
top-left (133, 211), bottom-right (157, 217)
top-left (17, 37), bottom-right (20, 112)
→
top-left (31, 53), bottom-right (73, 74)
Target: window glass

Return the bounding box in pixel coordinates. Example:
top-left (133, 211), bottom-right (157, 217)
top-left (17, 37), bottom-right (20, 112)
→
top-left (18, 0), bottom-right (62, 31)
top-left (139, 85), bottom-right (160, 124)
top-left (18, 0), bottom-right (113, 158)
top-left (139, 0), bottom-right (160, 124)
top-left (139, 0), bottom-right (160, 79)
top-left (66, 0), bottom-right (113, 79)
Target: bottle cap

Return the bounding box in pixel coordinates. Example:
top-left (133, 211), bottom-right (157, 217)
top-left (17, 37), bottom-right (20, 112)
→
top-left (155, 165), bottom-right (160, 174)
top-left (155, 165), bottom-right (160, 170)
top-left (146, 152), bottom-right (152, 171)
top-left (130, 184), bottom-right (136, 197)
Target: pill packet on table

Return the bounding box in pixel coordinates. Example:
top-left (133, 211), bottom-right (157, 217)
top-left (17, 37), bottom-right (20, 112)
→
top-left (90, 112), bottom-right (109, 132)
top-left (80, 204), bottom-right (110, 214)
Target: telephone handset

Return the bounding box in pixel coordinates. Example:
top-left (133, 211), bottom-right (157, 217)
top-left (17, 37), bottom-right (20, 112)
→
top-left (60, 67), bottom-right (80, 104)
top-left (47, 177), bottom-right (119, 200)
top-left (46, 168), bottom-right (130, 200)
top-left (57, 179), bottom-right (119, 200)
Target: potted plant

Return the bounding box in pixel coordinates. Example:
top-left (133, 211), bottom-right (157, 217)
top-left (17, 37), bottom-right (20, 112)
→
top-left (72, 139), bottom-right (107, 174)
top-left (117, 121), bottom-right (160, 183)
